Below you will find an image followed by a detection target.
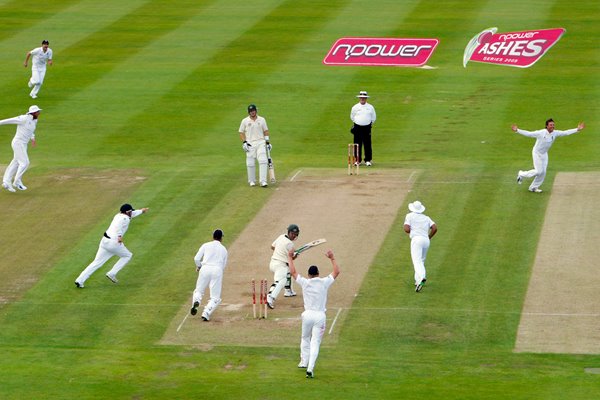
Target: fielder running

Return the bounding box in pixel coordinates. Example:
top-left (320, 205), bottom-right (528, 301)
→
top-left (513, 119), bottom-right (585, 193)
top-left (1, 105), bottom-right (42, 192)
top-left (288, 248), bottom-right (340, 379)
top-left (24, 40), bottom-right (53, 99)
top-left (75, 204), bottom-right (149, 288)
top-left (404, 201), bottom-right (437, 292)
top-left (239, 104), bottom-right (271, 187)
top-left (190, 229), bottom-right (228, 321)
top-left (267, 224), bottom-right (300, 309)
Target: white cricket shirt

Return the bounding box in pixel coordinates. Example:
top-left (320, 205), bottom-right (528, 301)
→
top-left (404, 212), bottom-right (435, 239)
top-left (194, 240), bottom-right (228, 270)
top-left (516, 128), bottom-right (578, 154)
top-left (296, 274), bottom-right (335, 312)
top-left (30, 47), bottom-right (53, 69)
top-left (0, 114), bottom-right (38, 144)
top-left (239, 115), bottom-right (269, 143)
top-left (271, 234), bottom-right (294, 263)
top-left (105, 210), bottom-right (143, 239)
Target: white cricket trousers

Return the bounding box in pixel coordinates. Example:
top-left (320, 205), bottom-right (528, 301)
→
top-left (76, 237), bottom-right (133, 284)
top-left (30, 67), bottom-right (46, 97)
top-left (268, 259), bottom-right (289, 300)
top-left (3, 139), bottom-right (29, 185)
top-left (245, 141), bottom-right (268, 184)
top-left (192, 265), bottom-right (223, 319)
top-left (410, 235), bottom-right (430, 285)
top-left (520, 150), bottom-right (548, 190)
top-left (300, 310), bottom-right (326, 374)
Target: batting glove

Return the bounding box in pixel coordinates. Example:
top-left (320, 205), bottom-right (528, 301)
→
top-left (242, 141), bottom-right (251, 152)
top-left (266, 141), bottom-right (272, 151)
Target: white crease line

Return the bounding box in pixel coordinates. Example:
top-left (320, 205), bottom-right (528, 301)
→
top-left (290, 170), bottom-right (302, 181)
top-left (407, 171), bottom-right (417, 183)
top-left (176, 313), bottom-right (189, 333)
top-left (328, 308), bottom-right (342, 335)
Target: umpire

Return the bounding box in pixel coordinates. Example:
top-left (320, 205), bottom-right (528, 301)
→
top-left (350, 90), bottom-right (376, 166)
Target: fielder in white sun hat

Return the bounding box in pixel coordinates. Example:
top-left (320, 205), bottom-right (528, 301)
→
top-left (28, 105), bottom-right (42, 114)
top-left (408, 200), bottom-right (426, 213)
top-left (356, 90), bottom-right (369, 98)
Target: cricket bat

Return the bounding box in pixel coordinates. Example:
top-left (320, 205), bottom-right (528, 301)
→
top-left (266, 144), bottom-right (276, 183)
top-left (294, 238), bottom-right (327, 256)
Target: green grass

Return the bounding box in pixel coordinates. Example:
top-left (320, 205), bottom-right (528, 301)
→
top-left (0, 0), bottom-right (599, 398)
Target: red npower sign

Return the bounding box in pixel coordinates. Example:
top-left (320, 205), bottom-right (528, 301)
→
top-left (323, 37), bottom-right (439, 67)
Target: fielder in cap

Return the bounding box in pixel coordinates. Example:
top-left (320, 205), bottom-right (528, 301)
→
top-left (239, 104), bottom-right (271, 187)
top-left (288, 248), bottom-right (340, 379)
top-left (75, 204), bottom-right (149, 288)
top-left (404, 201), bottom-right (437, 292)
top-left (190, 229), bottom-right (228, 321)
top-left (266, 224), bottom-right (300, 309)
top-left (1, 105), bottom-right (43, 192)
top-left (24, 40), bottom-right (53, 99)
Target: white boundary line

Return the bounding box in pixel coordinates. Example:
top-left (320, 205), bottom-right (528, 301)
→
top-left (328, 308), bottom-right (342, 335)
top-left (290, 170), bottom-right (303, 181)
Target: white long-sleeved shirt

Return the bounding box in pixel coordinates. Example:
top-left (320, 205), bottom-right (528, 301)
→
top-left (194, 240), bottom-right (228, 270)
top-left (516, 128), bottom-right (578, 154)
top-left (105, 210), bottom-right (144, 239)
top-left (350, 102), bottom-right (376, 126)
top-left (404, 212), bottom-right (435, 239)
top-left (30, 47), bottom-right (53, 69)
top-left (0, 114), bottom-right (37, 144)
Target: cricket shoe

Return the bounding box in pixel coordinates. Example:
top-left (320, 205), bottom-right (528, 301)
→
top-left (284, 289), bottom-right (297, 297)
top-left (298, 362), bottom-right (307, 368)
top-left (74, 281), bottom-right (84, 288)
top-left (2, 182), bottom-right (16, 192)
top-left (529, 187), bottom-right (542, 193)
top-left (249, 181), bottom-right (256, 187)
top-left (190, 301), bottom-right (199, 316)
top-left (201, 312), bottom-right (210, 321)
top-left (516, 172), bottom-right (523, 184)
top-left (306, 371), bottom-right (314, 379)
top-left (260, 181), bottom-right (268, 187)
top-left (30, 93), bottom-right (37, 99)
top-left (267, 295), bottom-right (275, 309)
top-left (28, 80), bottom-right (33, 88)
top-left (105, 274), bottom-right (118, 284)
top-left (14, 183), bottom-right (27, 191)
top-left (366, 161), bottom-right (372, 167)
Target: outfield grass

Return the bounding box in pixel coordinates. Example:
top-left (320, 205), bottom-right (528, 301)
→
top-left (0, 0), bottom-right (598, 399)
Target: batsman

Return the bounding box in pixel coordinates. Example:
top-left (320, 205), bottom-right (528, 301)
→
top-left (267, 224), bottom-right (300, 309)
top-left (239, 104), bottom-right (271, 187)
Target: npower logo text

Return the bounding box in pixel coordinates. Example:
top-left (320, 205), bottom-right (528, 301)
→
top-left (323, 37), bottom-right (439, 67)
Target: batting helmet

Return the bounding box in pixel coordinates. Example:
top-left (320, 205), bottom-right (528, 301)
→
top-left (120, 203), bottom-right (134, 213)
top-left (287, 224), bottom-right (300, 235)
top-left (247, 104), bottom-right (257, 113)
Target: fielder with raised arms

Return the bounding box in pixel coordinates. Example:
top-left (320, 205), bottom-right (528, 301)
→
top-left (239, 104), bottom-right (271, 187)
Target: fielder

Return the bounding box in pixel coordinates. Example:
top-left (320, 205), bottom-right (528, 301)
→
top-left (239, 104), bottom-right (271, 187)
top-left (190, 229), bottom-right (228, 321)
top-left (513, 119), bottom-right (585, 193)
top-left (288, 248), bottom-right (340, 379)
top-left (24, 40), bottom-right (53, 99)
top-left (1, 105), bottom-right (42, 192)
top-left (267, 224), bottom-right (300, 309)
top-left (404, 201), bottom-right (437, 292)
top-left (75, 204), bottom-right (149, 288)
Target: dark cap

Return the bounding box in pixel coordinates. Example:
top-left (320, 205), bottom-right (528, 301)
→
top-left (42, 40), bottom-right (49, 45)
top-left (247, 104), bottom-right (257, 113)
top-left (213, 229), bottom-right (224, 240)
top-left (308, 265), bottom-right (319, 276)
top-left (120, 203), bottom-right (134, 213)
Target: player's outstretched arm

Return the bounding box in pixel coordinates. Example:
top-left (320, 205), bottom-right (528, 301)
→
top-left (326, 250), bottom-right (340, 279)
top-left (288, 249), bottom-right (298, 280)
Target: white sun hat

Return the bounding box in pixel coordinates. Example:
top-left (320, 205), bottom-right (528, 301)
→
top-left (356, 91), bottom-right (369, 98)
top-left (408, 201), bottom-right (426, 213)
top-left (28, 105), bottom-right (42, 114)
